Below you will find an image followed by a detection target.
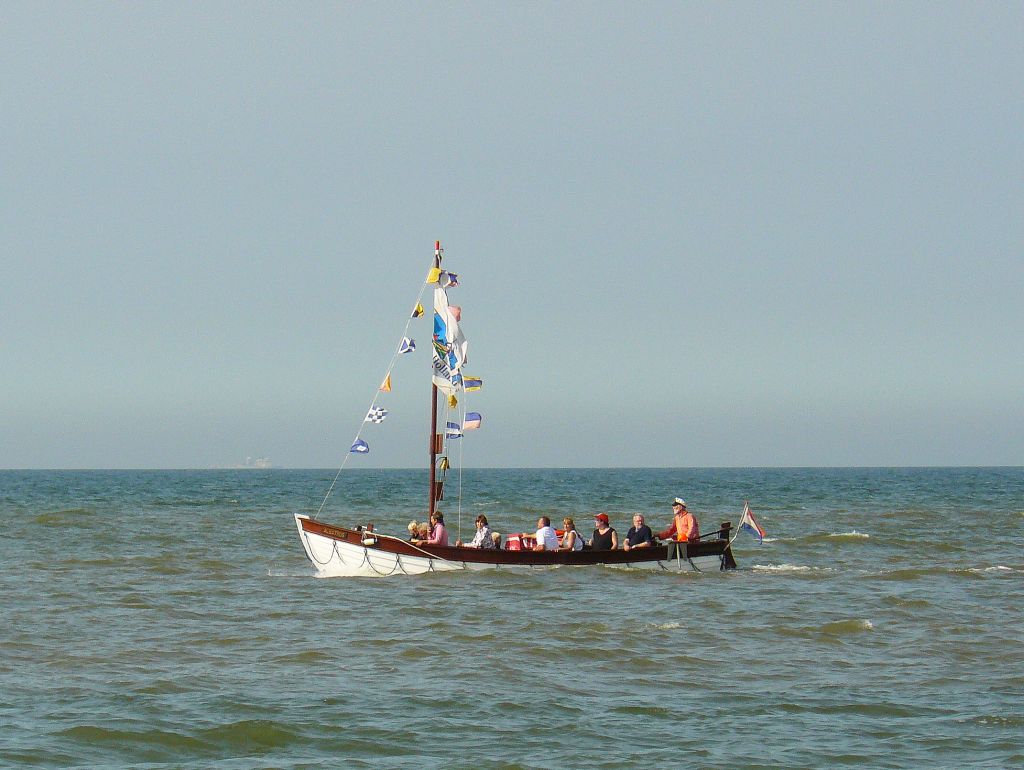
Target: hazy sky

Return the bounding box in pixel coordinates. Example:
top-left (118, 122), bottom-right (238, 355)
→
top-left (2, 3), bottom-right (1021, 468)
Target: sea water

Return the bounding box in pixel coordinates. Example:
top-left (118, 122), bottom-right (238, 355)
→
top-left (1, 467), bottom-right (1022, 769)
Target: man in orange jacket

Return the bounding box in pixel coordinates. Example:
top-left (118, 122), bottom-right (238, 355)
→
top-left (657, 497), bottom-right (700, 542)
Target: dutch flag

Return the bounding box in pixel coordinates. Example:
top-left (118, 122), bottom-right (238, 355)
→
top-left (738, 502), bottom-right (765, 543)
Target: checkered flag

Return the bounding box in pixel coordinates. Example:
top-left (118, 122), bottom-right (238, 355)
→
top-left (365, 407), bottom-right (388, 423)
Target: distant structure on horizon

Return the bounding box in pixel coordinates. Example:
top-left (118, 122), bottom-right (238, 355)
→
top-left (237, 456), bottom-right (271, 469)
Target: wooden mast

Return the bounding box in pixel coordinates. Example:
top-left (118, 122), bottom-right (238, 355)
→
top-left (428, 241), bottom-right (441, 517)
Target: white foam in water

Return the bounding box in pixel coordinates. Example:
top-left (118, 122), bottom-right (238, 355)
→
top-left (967, 565), bottom-right (1017, 573)
top-left (752, 563), bottom-right (816, 572)
top-left (829, 530), bottom-right (870, 538)
top-left (267, 568), bottom-right (317, 578)
top-left (651, 622), bottom-right (681, 630)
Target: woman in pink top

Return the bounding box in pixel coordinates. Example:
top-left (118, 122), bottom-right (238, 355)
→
top-left (413, 511), bottom-right (449, 546)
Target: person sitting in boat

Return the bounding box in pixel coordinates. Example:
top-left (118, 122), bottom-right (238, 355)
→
top-left (457, 514), bottom-right (496, 549)
top-left (559, 516), bottom-right (584, 551)
top-left (589, 513), bottom-right (618, 550)
top-left (413, 512), bottom-right (449, 546)
top-left (622, 513), bottom-right (654, 551)
top-left (657, 498), bottom-right (700, 542)
top-left (531, 516), bottom-right (560, 551)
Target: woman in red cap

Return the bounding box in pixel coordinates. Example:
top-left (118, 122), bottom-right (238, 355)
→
top-left (589, 513), bottom-right (618, 550)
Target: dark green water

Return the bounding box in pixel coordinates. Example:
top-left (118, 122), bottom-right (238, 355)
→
top-left (2, 468), bottom-right (1022, 768)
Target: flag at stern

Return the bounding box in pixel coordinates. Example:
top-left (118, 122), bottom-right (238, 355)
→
top-left (739, 502), bottom-right (765, 543)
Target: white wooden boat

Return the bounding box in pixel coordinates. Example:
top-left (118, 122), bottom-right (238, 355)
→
top-left (294, 242), bottom-right (752, 578)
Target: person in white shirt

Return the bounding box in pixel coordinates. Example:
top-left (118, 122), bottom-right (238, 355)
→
top-left (531, 516), bottom-right (560, 551)
top-left (559, 516), bottom-right (585, 551)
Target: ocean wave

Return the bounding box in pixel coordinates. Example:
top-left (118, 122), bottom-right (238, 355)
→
top-left (967, 714), bottom-right (1024, 727)
top-left (867, 566), bottom-right (950, 581)
top-left (612, 704), bottom-right (673, 718)
top-left (199, 719), bottom-right (303, 751)
top-left (778, 700), bottom-right (932, 718)
top-left (55, 557), bottom-right (121, 568)
top-left (58, 725), bottom-right (206, 753)
top-left (272, 649), bottom-right (333, 664)
top-left (801, 531), bottom-right (874, 545)
top-left (33, 508), bottom-right (96, 526)
top-left (117, 593), bottom-right (155, 609)
top-left (865, 565), bottom-right (1022, 581)
top-left (267, 568), bottom-right (317, 578)
top-left (881, 595), bottom-right (931, 608)
top-left (134, 680), bottom-right (189, 695)
top-left (777, 618), bottom-right (875, 640)
top-left (751, 563), bottom-right (823, 572)
top-left (962, 565), bottom-right (1021, 574)
top-left (820, 619), bottom-right (874, 635)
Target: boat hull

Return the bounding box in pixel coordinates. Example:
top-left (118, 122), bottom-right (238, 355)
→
top-left (294, 514), bottom-right (737, 578)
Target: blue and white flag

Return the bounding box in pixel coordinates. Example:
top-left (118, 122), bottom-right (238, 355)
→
top-left (440, 271), bottom-right (459, 288)
top-left (431, 286), bottom-right (468, 395)
top-left (446, 421), bottom-right (463, 439)
top-left (463, 412), bottom-right (481, 430)
top-left (365, 407), bottom-right (388, 424)
top-left (350, 439), bottom-right (369, 454)
top-left (399, 337), bottom-right (416, 354)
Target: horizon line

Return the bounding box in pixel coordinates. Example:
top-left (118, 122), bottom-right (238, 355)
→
top-left (2, 465), bottom-right (1022, 472)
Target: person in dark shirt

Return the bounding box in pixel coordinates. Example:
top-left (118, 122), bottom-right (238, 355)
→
top-left (623, 513), bottom-right (654, 552)
top-left (589, 513), bottom-right (618, 550)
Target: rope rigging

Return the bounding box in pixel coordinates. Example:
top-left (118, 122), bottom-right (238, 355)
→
top-left (313, 275), bottom-right (431, 521)
top-left (312, 244), bottom-right (478, 531)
